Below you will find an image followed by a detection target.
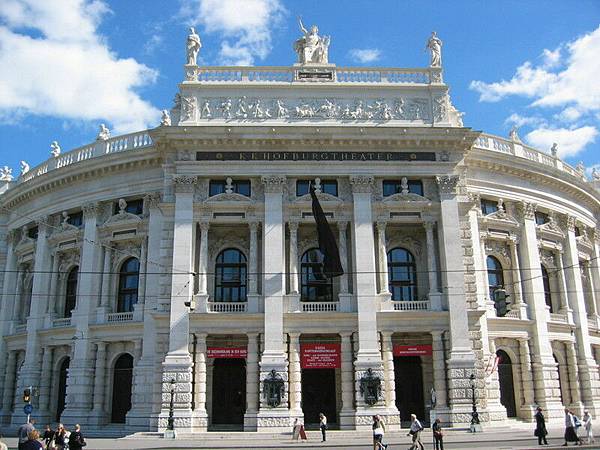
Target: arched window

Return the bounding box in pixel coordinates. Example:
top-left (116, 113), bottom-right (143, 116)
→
top-left (387, 248), bottom-right (417, 301)
top-left (541, 265), bottom-right (553, 313)
top-left (56, 357), bottom-right (70, 421)
top-left (214, 249), bottom-right (247, 302)
top-left (300, 248), bottom-right (333, 302)
top-left (117, 258), bottom-right (139, 312)
top-left (487, 256), bottom-right (504, 301)
top-left (64, 267), bottom-right (78, 318)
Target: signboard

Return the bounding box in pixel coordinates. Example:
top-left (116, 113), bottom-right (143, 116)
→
top-left (196, 151), bottom-right (436, 162)
top-left (23, 404), bottom-right (33, 415)
top-left (393, 344), bottom-right (432, 357)
top-left (207, 347), bottom-right (247, 359)
top-left (301, 343), bottom-right (341, 369)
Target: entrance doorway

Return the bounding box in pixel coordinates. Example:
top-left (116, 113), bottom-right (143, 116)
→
top-left (56, 357), bottom-right (70, 421)
top-left (211, 358), bottom-right (246, 426)
top-left (301, 368), bottom-right (337, 427)
top-left (497, 350), bottom-right (517, 417)
top-left (394, 356), bottom-right (425, 424)
top-left (111, 354), bottom-right (133, 423)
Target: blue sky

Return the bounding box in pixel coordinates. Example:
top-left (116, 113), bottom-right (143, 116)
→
top-left (1, 0), bottom-right (599, 177)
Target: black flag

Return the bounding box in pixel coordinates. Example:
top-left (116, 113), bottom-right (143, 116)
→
top-left (310, 184), bottom-right (344, 278)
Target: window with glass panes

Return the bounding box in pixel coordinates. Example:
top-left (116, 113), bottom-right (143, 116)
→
top-left (114, 199), bottom-right (144, 215)
top-left (300, 248), bottom-right (334, 301)
top-left (117, 258), bottom-right (139, 312)
top-left (541, 265), bottom-right (553, 313)
top-left (209, 180), bottom-right (251, 197)
top-left (64, 267), bottom-right (78, 317)
top-left (480, 199), bottom-right (499, 216)
top-left (535, 211), bottom-right (548, 226)
top-left (214, 249), bottom-right (247, 302)
top-left (486, 256), bottom-right (504, 301)
top-left (382, 180), bottom-right (424, 197)
top-left (387, 248), bottom-right (417, 301)
top-left (296, 180), bottom-right (338, 197)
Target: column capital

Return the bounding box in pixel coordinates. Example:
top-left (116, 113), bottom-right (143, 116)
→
top-left (5, 227), bottom-right (19, 246)
top-left (34, 215), bottom-right (50, 234)
top-left (516, 337), bottom-right (530, 344)
top-left (380, 331), bottom-right (393, 341)
top-left (288, 220), bottom-right (299, 233)
top-left (172, 175), bottom-right (197, 193)
top-left (423, 219), bottom-right (436, 231)
top-left (199, 221), bottom-right (210, 232)
top-left (194, 332), bottom-right (208, 341)
top-left (430, 330), bottom-right (445, 339)
top-left (246, 332), bottom-right (259, 341)
top-left (435, 174), bottom-right (460, 196)
top-left (95, 341), bottom-right (107, 352)
top-left (563, 214), bottom-right (576, 232)
top-left (261, 175), bottom-right (286, 193)
top-left (376, 220), bottom-right (387, 232)
top-left (349, 175), bottom-right (374, 193)
top-left (339, 331), bottom-right (353, 339)
top-left (82, 202), bottom-right (100, 219)
top-left (517, 201), bottom-right (536, 221)
top-left (288, 332), bottom-right (300, 342)
top-left (337, 220), bottom-right (348, 230)
top-left (144, 192), bottom-right (162, 209)
top-left (249, 220), bottom-right (260, 232)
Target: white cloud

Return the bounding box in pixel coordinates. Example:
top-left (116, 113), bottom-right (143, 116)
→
top-left (555, 106), bottom-right (582, 123)
top-left (0, 0), bottom-right (160, 134)
top-left (525, 126), bottom-right (598, 158)
top-left (348, 48), bottom-right (381, 64)
top-left (541, 47), bottom-right (561, 69)
top-left (181, 0), bottom-right (285, 66)
top-left (504, 113), bottom-right (546, 128)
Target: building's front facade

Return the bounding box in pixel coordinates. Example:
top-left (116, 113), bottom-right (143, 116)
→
top-left (1, 30), bottom-right (600, 434)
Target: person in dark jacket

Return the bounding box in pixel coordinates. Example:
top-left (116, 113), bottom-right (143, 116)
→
top-left (42, 425), bottom-right (53, 449)
top-left (68, 424), bottom-right (85, 450)
top-left (22, 430), bottom-right (43, 450)
top-left (52, 424), bottom-right (67, 450)
top-left (433, 418), bottom-right (444, 450)
top-left (534, 407), bottom-right (548, 445)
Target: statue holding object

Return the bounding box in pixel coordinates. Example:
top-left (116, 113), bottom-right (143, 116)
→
top-left (186, 27), bottom-right (202, 65)
top-left (294, 17), bottom-right (330, 65)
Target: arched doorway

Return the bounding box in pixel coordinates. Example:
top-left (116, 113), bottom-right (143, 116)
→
top-left (394, 356), bottom-right (425, 425)
top-left (56, 357), bottom-right (70, 421)
top-left (497, 350), bottom-right (517, 417)
top-left (111, 354), bottom-right (133, 423)
top-left (211, 358), bottom-right (246, 427)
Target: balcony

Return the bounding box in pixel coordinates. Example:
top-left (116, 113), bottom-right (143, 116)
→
top-left (207, 302), bottom-right (247, 313)
top-left (52, 318), bottom-right (72, 328)
top-left (392, 300), bottom-right (430, 311)
top-left (106, 312), bottom-right (134, 323)
top-left (301, 301), bottom-right (339, 312)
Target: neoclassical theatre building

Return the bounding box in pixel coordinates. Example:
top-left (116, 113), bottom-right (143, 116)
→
top-left (1, 27), bottom-right (600, 434)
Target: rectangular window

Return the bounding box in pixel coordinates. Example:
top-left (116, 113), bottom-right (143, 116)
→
top-left (209, 179), bottom-right (251, 197)
top-left (480, 199), bottom-right (498, 216)
top-left (114, 199), bottom-right (144, 216)
top-left (296, 180), bottom-right (338, 197)
top-left (535, 211), bottom-right (548, 226)
top-left (575, 226), bottom-right (581, 237)
top-left (67, 211), bottom-right (83, 227)
top-left (27, 226), bottom-right (38, 239)
top-left (383, 180), bottom-right (424, 197)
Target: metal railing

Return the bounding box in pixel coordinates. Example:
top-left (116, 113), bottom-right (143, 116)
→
top-left (392, 300), bottom-right (430, 311)
top-left (107, 312), bottom-right (134, 323)
top-left (207, 302), bottom-right (247, 313)
top-left (301, 301), bottom-right (339, 312)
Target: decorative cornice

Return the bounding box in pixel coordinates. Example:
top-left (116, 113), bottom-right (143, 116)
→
top-left (435, 175), bottom-right (460, 195)
top-left (349, 175), bottom-right (374, 193)
top-left (261, 175), bottom-right (286, 193)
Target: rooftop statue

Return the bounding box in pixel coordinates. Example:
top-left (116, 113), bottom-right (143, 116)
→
top-left (294, 17), bottom-right (330, 64)
top-left (0, 166), bottom-right (13, 181)
top-left (97, 123), bottom-right (110, 141)
top-left (426, 31), bottom-right (442, 67)
top-left (160, 110), bottom-right (171, 126)
top-left (186, 27), bottom-right (202, 66)
top-left (508, 125), bottom-right (522, 143)
top-left (50, 141), bottom-right (61, 157)
top-left (20, 160), bottom-right (30, 175)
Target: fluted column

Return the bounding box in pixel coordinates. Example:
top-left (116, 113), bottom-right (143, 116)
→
top-left (195, 333), bottom-right (207, 414)
top-left (565, 341), bottom-right (583, 414)
top-left (244, 332), bottom-right (259, 430)
top-left (591, 230), bottom-right (600, 317)
top-left (99, 247), bottom-right (112, 310)
top-left (198, 221), bottom-right (210, 296)
top-left (431, 331), bottom-right (447, 409)
top-left (517, 338), bottom-right (535, 416)
top-left (339, 332), bottom-right (355, 429)
top-left (288, 333), bottom-right (302, 414)
top-left (381, 332), bottom-right (397, 411)
top-left (90, 341), bottom-right (107, 422)
top-left (583, 261), bottom-right (598, 317)
top-left (376, 221), bottom-right (389, 294)
top-left (338, 221), bottom-right (349, 294)
top-left (249, 221), bottom-right (259, 295)
top-left (0, 229), bottom-right (18, 404)
top-left (554, 250), bottom-right (570, 314)
top-left (288, 221), bottom-right (299, 294)
top-left (424, 220), bottom-right (439, 294)
top-left (137, 238), bottom-right (148, 305)
top-left (47, 253), bottom-right (60, 316)
top-left (507, 237), bottom-right (522, 304)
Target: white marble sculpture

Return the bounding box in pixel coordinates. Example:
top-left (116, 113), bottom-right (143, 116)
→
top-left (294, 17), bottom-right (330, 64)
top-left (550, 143), bottom-right (558, 157)
top-left (201, 100), bottom-right (212, 118)
top-left (592, 168), bottom-right (600, 181)
top-left (427, 31), bottom-right (442, 67)
top-left (186, 27), bottom-right (202, 65)
top-left (508, 126), bottom-right (522, 143)
top-left (97, 124), bottom-right (110, 141)
top-left (50, 141), bottom-right (61, 157)
top-left (160, 110), bottom-right (171, 126)
top-left (20, 160), bottom-right (30, 175)
top-left (0, 166), bottom-right (13, 181)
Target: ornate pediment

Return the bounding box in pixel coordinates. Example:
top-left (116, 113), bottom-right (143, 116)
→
top-left (49, 219), bottom-right (81, 245)
top-left (480, 200), bottom-right (519, 228)
top-left (101, 199), bottom-right (143, 234)
top-left (294, 192), bottom-right (342, 204)
top-left (205, 192), bottom-right (253, 203)
top-left (382, 192), bottom-right (431, 204)
top-left (537, 214), bottom-right (564, 239)
top-left (576, 230), bottom-right (593, 252)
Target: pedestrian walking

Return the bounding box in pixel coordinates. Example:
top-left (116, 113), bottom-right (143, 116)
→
top-left (534, 407), bottom-right (548, 446)
top-left (563, 408), bottom-right (581, 446)
top-left (583, 410), bottom-right (594, 444)
top-left (372, 415), bottom-right (388, 450)
top-left (292, 418), bottom-right (307, 442)
top-left (67, 425), bottom-right (85, 450)
top-left (42, 425), bottom-right (54, 450)
top-left (17, 419), bottom-right (36, 450)
top-left (319, 412), bottom-right (327, 442)
top-left (22, 430), bottom-right (43, 450)
top-left (407, 414), bottom-right (424, 450)
top-left (52, 424), bottom-right (67, 450)
top-left (432, 417), bottom-right (444, 450)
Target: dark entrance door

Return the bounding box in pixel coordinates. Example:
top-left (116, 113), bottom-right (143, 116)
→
top-left (56, 358), bottom-right (70, 421)
top-left (111, 354), bottom-right (133, 423)
top-left (497, 350), bottom-right (517, 417)
top-left (212, 358), bottom-right (246, 426)
top-left (301, 368), bottom-right (336, 427)
top-left (394, 356), bottom-right (425, 424)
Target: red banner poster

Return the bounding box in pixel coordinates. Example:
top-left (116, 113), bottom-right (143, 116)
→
top-left (301, 343), bottom-right (341, 369)
top-left (393, 344), bottom-right (432, 357)
top-left (207, 347), bottom-right (247, 358)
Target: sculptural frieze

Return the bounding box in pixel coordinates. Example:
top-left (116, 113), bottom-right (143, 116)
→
top-left (294, 17), bottom-right (330, 65)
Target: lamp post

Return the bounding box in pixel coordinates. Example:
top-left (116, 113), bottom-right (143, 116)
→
top-left (167, 379), bottom-right (175, 431)
top-left (469, 373), bottom-right (481, 432)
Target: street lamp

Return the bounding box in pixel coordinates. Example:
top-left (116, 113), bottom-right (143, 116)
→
top-left (167, 378), bottom-right (175, 431)
top-left (469, 373), bottom-right (481, 432)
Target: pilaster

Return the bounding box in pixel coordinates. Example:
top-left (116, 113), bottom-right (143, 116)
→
top-left (89, 341), bottom-right (107, 425)
top-left (517, 338), bottom-right (535, 420)
top-left (244, 332), bottom-right (260, 431)
top-left (339, 332), bottom-right (355, 429)
top-left (0, 229), bottom-right (17, 416)
top-left (381, 332), bottom-right (400, 427)
top-left (248, 221), bottom-right (260, 312)
top-left (424, 219), bottom-right (442, 310)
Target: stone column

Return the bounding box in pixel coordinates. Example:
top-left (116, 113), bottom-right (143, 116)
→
top-left (339, 332), bottom-right (355, 429)
top-left (135, 237), bottom-right (148, 314)
top-left (435, 175), bottom-right (476, 425)
top-left (583, 261), bottom-right (598, 317)
top-left (194, 333), bottom-right (207, 417)
top-left (554, 250), bottom-right (571, 318)
top-left (562, 216), bottom-right (600, 415)
top-left (517, 201), bottom-right (563, 419)
top-left (508, 236), bottom-right (526, 318)
top-left (198, 221), bottom-right (210, 296)
top-left (46, 253), bottom-right (60, 318)
top-left (89, 341), bottom-right (107, 424)
top-left (430, 331), bottom-right (447, 411)
top-left (257, 175), bottom-right (289, 430)
top-left (381, 332), bottom-right (399, 416)
top-left (565, 341), bottom-right (583, 415)
top-left (288, 333), bottom-right (302, 416)
top-left (338, 221), bottom-right (352, 312)
top-left (376, 221), bottom-right (389, 294)
top-left (98, 246), bottom-right (112, 313)
top-left (424, 219), bottom-right (442, 310)
top-left (591, 230), bottom-right (600, 317)
top-left (159, 175), bottom-right (198, 432)
top-left (37, 346), bottom-right (53, 421)
top-left (0, 229), bottom-right (18, 410)
top-left (0, 351), bottom-right (17, 419)
top-left (244, 332), bottom-right (260, 431)
top-left (517, 338), bottom-right (535, 419)
top-left (288, 221), bottom-right (299, 295)
top-left (61, 203), bottom-right (102, 425)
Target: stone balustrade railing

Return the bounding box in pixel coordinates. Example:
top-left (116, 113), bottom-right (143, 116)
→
top-left (107, 311), bottom-right (134, 323)
top-left (207, 302), bottom-right (247, 313)
top-left (52, 317), bottom-right (72, 328)
top-left (192, 66), bottom-right (436, 85)
top-left (473, 133), bottom-right (586, 181)
top-left (393, 300), bottom-right (430, 311)
top-left (301, 301), bottom-right (339, 312)
top-left (17, 130), bottom-right (153, 185)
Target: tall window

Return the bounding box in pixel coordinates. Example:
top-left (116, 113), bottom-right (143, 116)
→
top-left (214, 249), bottom-right (247, 302)
top-left (64, 267), bottom-right (78, 317)
top-left (300, 248), bottom-right (334, 302)
top-left (387, 248), bottom-right (417, 301)
top-left (487, 256), bottom-right (504, 301)
top-left (541, 265), bottom-right (553, 313)
top-left (117, 258), bottom-right (139, 312)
